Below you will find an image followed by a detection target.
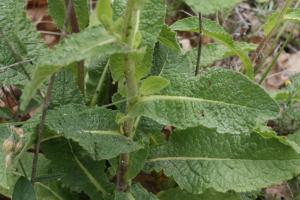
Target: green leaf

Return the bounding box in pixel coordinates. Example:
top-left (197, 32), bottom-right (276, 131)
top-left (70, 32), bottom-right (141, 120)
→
top-left (140, 76), bottom-right (170, 95)
top-left (151, 44), bottom-right (194, 77)
top-left (12, 177), bottom-right (36, 200)
top-left (171, 17), bottom-right (254, 78)
top-left (158, 25), bottom-right (181, 51)
top-left (264, 9), bottom-right (300, 35)
top-left (183, 0), bottom-right (241, 15)
top-left (114, 184), bottom-right (158, 200)
top-left (21, 26), bottom-right (122, 110)
top-left (35, 182), bottom-right (79, 200)
top-left (48, 0), bottom-right (66, 30)
top-left (159, 188), bottom-right (241, 200)
top-left (45, 104), bottom-right (142, 160)
top-left (50, 69), bottom-right (84, 109)
top-left (136, 0), bottom-right (166, 79)
top-left (97, 0), bottom-right (113, 29)
top-left (146, 126), bottom-right (300, 194)
top-left (86, 56), bottom-right (111, 106)
top-left (48, 0), bottom-right (89, 30)
top-left (110, 147), bottom-right (149, 180)
top-left (284, 9), bottom-right (300, 21)
top-left (130, 184), bottom-right (158, 200)
top-left (189, 43), bottom-right (255, 69)
top-left (128, 68), bottom-right (279, 134)
top-left (73, 0), bottom-right (89, 30)
top-left (0, 0), bottom-right (45, 86)
top-left (140, 0), bottom-right (166, 47)
top-left (41, 138), bottom-right (113, 200)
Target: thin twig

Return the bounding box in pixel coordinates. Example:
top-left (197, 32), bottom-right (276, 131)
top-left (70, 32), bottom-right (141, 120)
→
top-left (31, 0), bottom-right (73, 184)
top-left (0, 60), bottom-right (33, 72)
top-left (195, 12), bottom-right (203, 76)
top-left (31, 75), bottom-right (55, 183)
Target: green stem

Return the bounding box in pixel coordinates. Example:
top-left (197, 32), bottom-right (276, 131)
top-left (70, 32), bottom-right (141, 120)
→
top-left (90, 60), bottom-right (110, 107)
top-left (252, 0), bottom-right (293, 67)
top-left (116, 0), bottom-right (142, 192)
top-left (259, 34), bottom-right (291, 84)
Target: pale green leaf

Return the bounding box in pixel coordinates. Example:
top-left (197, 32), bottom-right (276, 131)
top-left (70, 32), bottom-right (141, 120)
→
top-left (45, 104), bottom-right (142, 160)
top-left (284, 9), bottom-right (300, 21)
top-left (171, 17), bottom-right (254, 78)
top-left (21, 26), bottom-right (122, 110)
top-left (146, 126), bottom-right (300, 193)
top-left (97, 0), bottom-right (113, 28)
top-left (183, 0), bottom-right (241, 15)
top-left (128, 68), bottom-right (279, 134)
top-left (140, 0), bottom-right (166, 47)
top-left (158, 25), bottom-right (181, 51)
top-left (137, 0), bottom-right (166, 79)
top-left (264, 9), bottom-right (300, 35)
top-left (159, 188), bottom-right (241, 200)
top-left (140, 76), bottom-right (170, 95)
top-left (264, 11), bottom-right (281, 35)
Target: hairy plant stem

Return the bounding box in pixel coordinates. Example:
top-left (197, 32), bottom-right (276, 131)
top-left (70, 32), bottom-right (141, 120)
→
top-left (31, 75), bottom-right (55, 183)
top-left (116, 0), bottom-right (142, 192)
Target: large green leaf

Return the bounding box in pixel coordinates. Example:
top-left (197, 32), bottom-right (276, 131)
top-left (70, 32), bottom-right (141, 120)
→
top-left (21, 26), bottom-right (123, 110)
top-left (171, 17), bottom-right (253, 78)
top-left (159, 188), bottom-right (241, 200)
top-left (128, 68), bottom-right (279, 134)
top-left (146, 126), bottom-right (300, 194)
top-left (41, 138), bottom-right (113, 200)
top-left (45, 104), bottom-right (142, 160)
top-left (183, 0), bottom-right (241, 15)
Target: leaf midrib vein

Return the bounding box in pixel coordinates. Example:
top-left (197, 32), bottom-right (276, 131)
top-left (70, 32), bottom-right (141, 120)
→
top-left (139, 95), bottom-right (275, 113)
